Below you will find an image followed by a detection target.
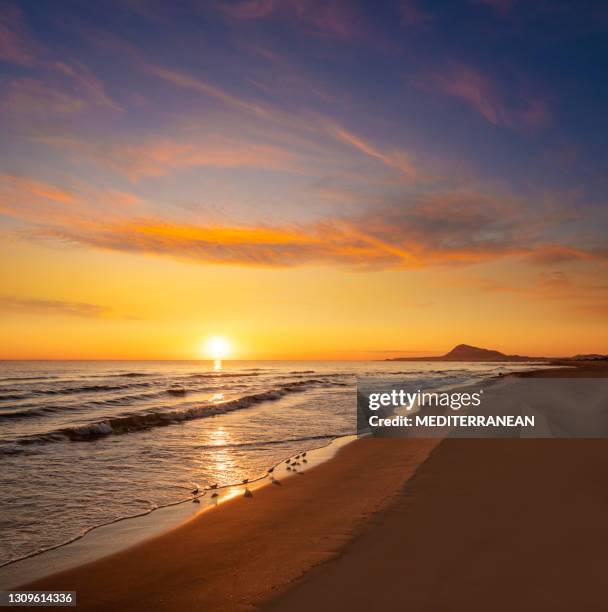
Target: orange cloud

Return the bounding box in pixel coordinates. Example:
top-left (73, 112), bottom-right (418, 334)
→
top-left (2, 173), bottom-right (605, 271)
top-left (0, 174), bottom-right (147, 229)
top-left (38, 134), bottom-right (293, 180)
top-left (1, 175), bottom-right (77, 205)
top-left (0, 296), bottom-right (137, 319)
top-left (325, 123), bottom-right (421, 181)
top-left (524, 245), bottom-right (607, 265)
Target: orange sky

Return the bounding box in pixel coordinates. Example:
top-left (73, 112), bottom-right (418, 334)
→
top-left (1, 2), bottom-right (607, 359)
top-left (1, 237), bottom-right (605, 359)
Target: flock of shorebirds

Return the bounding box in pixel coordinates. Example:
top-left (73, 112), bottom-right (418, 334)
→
top-left (189, 451), bottom-right (309, 503)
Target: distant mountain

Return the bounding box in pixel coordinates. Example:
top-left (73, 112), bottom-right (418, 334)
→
top-left (387, 343), bottom-right (543, 362)
top-left (443, 344), bottom-right (512, 360)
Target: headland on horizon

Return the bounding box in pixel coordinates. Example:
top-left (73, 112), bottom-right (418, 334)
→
top-left (387, 343), bottom-right (608, 362)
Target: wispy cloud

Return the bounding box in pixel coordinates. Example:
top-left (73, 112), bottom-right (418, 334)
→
top-left (139, 63), bottom-right (426, 184)
top-left (218, 0), bottom-right (362, 38)
top-left (0, 4), bottom-right (40, 65)
top-left (324, 122), bottom-right (422, 182)
top-left (473, 269), bottom-right (608, 321)
top-left (524, 245), bottom-right (608, 265)
top-left (0, 5), bottom-right (120, 113)
top-left (37, 133), bottom-right (295, 181)
top-left (417, 62), bottom-right (549, 128)
top-left (3, 171), bottom-right (602, 271)
top-left (2, 78), bottom-right (87, 117)
top-left (148, 65), bottom-right (270, 117)
top-left (0, 174), bottom-right (147, 228)
top-left (0, 296), bottom-right (136, 319)
top-left (52, 60), bottom-right (122, 111)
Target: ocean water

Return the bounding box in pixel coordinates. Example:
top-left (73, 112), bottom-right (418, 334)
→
top-left (0, 360), bottom-right (544, 566)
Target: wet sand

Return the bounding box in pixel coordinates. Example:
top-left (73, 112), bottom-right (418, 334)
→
top-left (24, 438), bottom-right (439, 611)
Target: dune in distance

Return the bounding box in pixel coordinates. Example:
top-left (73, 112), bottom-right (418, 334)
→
top-left (387, 343), bottom-right (608, 362)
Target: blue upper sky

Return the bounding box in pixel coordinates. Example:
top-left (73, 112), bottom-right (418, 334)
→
top-left (0, 0), bottom-right (607, 305)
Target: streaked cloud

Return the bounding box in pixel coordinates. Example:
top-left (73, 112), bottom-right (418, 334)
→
top-left (2, 171), bottom-right (602, 271)
top-left (38, 133), bottom-right (294, 181)
top-left (148, 65), bottom-right (270, 117)
top-left (417, 62), bottom-right (549, 128)
top-left (524, 245), bottom-right (608, 265)
top-left (218, 0), bottom-right (362, 38)
top-left (0, 296), bottom-right (134, 319)
top-left (0, 5), bottom-right (120, 113)
top-left (324, 123), bottom-right (422, 182)
top-left (2, 78), bottom-right (86, 117)
top-left (0, 4), bottom-right (40, 65)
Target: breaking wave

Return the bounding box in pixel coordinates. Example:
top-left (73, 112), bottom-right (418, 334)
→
top-left (6, 378), bottom-right (345, 449)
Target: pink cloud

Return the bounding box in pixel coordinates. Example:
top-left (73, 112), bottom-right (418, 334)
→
top-left (0, 6), bottom-right (120, 112)
top-left (2, 78), bottom-right (86, 117)
top-left (324, 122), bottom-right (423, 182)
top-left (37, 134), bottom-right (295, 181)
top-left (0, 5), bottom-right (38, 65)
top-left (418, 62), bottom-right (549, 128)
top-left (218, 0), bottom-right (362, 39)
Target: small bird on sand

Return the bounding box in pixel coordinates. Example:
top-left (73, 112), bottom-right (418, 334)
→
top-left (285, 460), bottom-right (290, 464)
top-left (210, 484), bottom-right (218, 489)
top-left (192, 497), bottom-right (200, 504)
top-left (242, 478), bottom-right (249, 484)
top-left (303, 459), bottom-right (308, 463)
top-left (191, 483), bottom-right (200, 494)
top-left (268, 467), bottom-right (274, 474)
top-left (211, 492), bottom-right (219, 498)
top-left (243, 488), bottom-right (253, 498)
top-left (286, 466), bottom-right (292, 471)
top-left (302, 452), bottom-right (307, 457)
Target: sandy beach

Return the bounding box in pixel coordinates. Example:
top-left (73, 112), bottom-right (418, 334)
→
top-left (23, 363), bottom-right (608, 611)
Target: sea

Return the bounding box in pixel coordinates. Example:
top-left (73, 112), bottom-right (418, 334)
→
top-left (0, 360), bottom-right (545, 568)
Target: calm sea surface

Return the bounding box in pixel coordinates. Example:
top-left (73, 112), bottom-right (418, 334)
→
top-left (0, 360), bottom-right (543, 565)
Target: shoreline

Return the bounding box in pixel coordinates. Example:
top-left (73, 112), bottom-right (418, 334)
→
top-left (2, 361), bottom-right (539, 584)
top-left (16, 361), bottom-right (608, 610)
top-left (0, 434), bottom-right (354, 589)
top-left (24, 437), bottom-right (441, 610)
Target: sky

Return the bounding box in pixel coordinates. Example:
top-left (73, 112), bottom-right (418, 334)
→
top-left (0, 0), bottom-right (607, 359)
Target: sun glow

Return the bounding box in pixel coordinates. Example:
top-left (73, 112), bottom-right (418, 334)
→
top-left (203, 336), bottom-right (232, 360)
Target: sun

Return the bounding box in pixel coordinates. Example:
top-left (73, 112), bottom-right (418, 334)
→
top-left (202, 336), bottom-right (232, 360)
